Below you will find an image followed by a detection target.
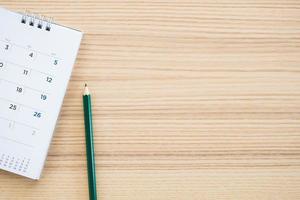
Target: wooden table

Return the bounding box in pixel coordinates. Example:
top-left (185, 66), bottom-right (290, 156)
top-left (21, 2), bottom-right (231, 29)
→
top-left (1, 0), bottom-right (300, 199)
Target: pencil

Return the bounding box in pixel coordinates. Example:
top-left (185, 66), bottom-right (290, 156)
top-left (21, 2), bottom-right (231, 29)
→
top-left (83, 84), bottom-right (98, 200)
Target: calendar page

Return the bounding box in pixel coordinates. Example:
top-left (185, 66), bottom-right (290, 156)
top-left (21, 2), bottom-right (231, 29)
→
top-left (0, 7), bottom-right (83, 179)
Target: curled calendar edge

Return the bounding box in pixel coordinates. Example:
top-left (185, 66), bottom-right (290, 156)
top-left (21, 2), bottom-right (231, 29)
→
top-left (20, 10), bottom-right (53, 32)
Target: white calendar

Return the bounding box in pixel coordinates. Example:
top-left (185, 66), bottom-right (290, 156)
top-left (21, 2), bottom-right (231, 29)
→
top-left (0, 7), bottom-right (83, 179)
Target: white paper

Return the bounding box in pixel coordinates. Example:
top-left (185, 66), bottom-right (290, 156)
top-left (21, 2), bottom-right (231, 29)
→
top-left (0, 7), bottom-right (83, 179)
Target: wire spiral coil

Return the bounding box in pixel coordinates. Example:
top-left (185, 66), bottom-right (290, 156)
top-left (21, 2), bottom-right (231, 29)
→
top-left (21, 10), bottom-right (53, 31)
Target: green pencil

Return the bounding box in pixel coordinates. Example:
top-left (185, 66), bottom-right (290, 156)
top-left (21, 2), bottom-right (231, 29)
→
top-left (83, 84), bottom-right (98, 200)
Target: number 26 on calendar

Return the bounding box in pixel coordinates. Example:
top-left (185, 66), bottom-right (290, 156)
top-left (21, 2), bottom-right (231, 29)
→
top-left (33, 112), bottom-right (42, 118)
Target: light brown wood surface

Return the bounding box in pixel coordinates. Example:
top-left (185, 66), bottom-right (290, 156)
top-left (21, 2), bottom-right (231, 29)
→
top-left (1, 0), bottom-right (300, 199)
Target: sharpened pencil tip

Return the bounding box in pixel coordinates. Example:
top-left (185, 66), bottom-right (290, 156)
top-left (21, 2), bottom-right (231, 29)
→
top-left (84, 83), bottom-right (90, 95)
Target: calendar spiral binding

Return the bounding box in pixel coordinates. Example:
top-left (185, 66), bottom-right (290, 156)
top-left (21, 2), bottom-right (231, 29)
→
top-left (21, 10), bottom-right (53, 31)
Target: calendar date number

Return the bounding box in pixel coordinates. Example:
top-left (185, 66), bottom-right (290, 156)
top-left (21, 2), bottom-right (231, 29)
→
top-left (33, 112), bottom-right (42, 118)
top-left (9, 104), bottom-right (17, 111)
top-left (46, 76), bottom-right (53, 83)
top-left (16, 86), bottom-right (23, 93)
top-left (40, 94), bottom-right (47, 100)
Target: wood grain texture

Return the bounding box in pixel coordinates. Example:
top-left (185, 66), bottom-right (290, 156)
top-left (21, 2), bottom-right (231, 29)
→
top-left (1, 0), bottom-right (300, 199)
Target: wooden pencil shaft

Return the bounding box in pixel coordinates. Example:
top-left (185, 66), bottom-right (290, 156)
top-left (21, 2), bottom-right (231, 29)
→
top-left (83, 94), bottom-right (97, 200)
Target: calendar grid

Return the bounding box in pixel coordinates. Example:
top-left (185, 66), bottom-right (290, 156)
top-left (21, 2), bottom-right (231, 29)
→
top-left (0, 38), bottom-right (61, 60)
top-left (0, 135), bottom-right (34, 148)
top-left (0, 115), bottom-right (39, 132)
top-left (1, 58), bottom-right (55, 77)
top-left (0, 78), bottom-right (50, 95)
top-left (0, 96), bottom-right (45, 113)
top-left (0, 7), bottom-right (83, 179)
